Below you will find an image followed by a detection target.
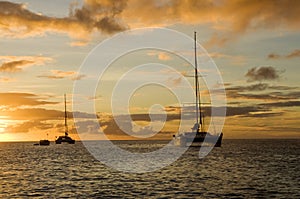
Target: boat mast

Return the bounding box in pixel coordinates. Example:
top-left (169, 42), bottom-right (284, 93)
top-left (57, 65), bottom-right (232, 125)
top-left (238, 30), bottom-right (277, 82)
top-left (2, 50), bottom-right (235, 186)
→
top-left (64, 94), bottom-right (68, 136)
top-left (194, 32), bottom-right (202, 132)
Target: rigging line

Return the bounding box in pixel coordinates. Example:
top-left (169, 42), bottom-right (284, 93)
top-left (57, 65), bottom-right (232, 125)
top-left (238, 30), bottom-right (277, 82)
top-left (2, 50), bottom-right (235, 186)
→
top-left (64, 94), bottom-right (68, 133)
top-left (211, 117), bottom-right (217, 135)
top-left (194, 31), bottom-right (199, 127)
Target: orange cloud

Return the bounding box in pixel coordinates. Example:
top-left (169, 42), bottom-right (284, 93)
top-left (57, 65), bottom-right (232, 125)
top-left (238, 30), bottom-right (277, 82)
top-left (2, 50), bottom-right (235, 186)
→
top-left (158, 52), bottom-right (172, 61)
top-left (268, 49), bottom-right (300, 59)
top-left (0, 60), bottom-right (34, 72)
top-left (287, 49), bottom-right (300, 58)
top-left (0, 92), bottom-right (57, 107)
top-left (1, 1), bottom-right (300, 45)
top-left (0, 55), bottom-right (52, 73)
top-left (0, 1), bottom-right (127, 42)
top-left (147, 51), bottom-right (172, 61)
top-left (38, 70), bottom-right (86, 80)
top-left (2, 108), bottom-right (62, 120)
top-left (123, 0), bottom-right (300, 35)
top-left (0, 76), bottom-right (15, 82)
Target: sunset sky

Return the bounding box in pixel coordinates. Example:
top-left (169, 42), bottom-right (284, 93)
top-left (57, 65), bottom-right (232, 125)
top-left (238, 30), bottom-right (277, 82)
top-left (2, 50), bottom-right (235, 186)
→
top-left (0, 0), bottom-right (300, 141)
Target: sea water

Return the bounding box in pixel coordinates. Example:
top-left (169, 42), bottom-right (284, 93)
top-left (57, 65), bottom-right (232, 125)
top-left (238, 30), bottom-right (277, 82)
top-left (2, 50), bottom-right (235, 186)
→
top-left (0, 139), bottom-right (299, 198)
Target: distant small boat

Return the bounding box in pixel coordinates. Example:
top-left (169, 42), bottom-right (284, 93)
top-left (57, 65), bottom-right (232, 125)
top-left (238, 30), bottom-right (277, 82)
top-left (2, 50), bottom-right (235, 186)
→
top-left (34, 133), bottom-right (50, 146)
top-left (55, 94), bottom-right (75, 144)
top-left (39, 139), bottom-right (50, 146)
top-left (173, 32), bottom-right (223, 147)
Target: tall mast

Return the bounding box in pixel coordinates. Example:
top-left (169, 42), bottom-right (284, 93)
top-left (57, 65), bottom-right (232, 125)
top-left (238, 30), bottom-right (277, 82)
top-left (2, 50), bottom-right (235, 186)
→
top-left (194, 32), bottom-right (202, 132)
top-left (64, 94), bottom-right (68, 135)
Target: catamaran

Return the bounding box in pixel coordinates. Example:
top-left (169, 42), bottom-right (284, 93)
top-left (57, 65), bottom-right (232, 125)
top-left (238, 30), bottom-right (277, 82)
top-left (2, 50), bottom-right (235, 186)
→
top-left (55, 94), bottom-right (75, 144)
top-left (173, 32), bottom-right (223, 147)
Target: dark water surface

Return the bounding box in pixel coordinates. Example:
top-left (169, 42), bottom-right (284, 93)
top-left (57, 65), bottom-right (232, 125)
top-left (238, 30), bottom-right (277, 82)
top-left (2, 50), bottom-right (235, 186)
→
top-left (0, 139), bottom-right (299, 198)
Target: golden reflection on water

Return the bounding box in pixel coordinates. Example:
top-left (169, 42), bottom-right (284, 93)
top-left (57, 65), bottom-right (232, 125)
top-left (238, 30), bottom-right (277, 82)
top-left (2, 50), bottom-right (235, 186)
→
top-left (0, 140), bottom-right (299, 198)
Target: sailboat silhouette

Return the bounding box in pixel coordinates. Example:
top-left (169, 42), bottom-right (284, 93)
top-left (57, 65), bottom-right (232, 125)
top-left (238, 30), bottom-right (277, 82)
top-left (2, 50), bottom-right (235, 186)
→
top-left (173, 32), bottom-right (223, 147)
top-left (55, 94), bottom-right (75, 144)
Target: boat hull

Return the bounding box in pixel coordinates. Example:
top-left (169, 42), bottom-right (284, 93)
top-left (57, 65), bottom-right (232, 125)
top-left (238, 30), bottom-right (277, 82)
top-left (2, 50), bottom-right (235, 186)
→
top-left (39, 139), bottom-right (50, 146)
top-left (55, 136), bottom-right (75, 144)
top-left (174, 132), bottom-right (223, 147)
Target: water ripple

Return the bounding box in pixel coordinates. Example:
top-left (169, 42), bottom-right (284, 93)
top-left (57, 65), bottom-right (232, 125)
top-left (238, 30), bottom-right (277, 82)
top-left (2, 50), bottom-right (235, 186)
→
top-left (0, 140), bottom-right (299, 198)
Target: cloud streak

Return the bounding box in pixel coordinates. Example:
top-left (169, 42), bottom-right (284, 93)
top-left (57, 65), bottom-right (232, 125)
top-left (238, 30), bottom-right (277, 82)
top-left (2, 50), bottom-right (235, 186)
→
top-left (0, 92), bottom-right (57, 107)
top-left (0, 56), bottom-right (52, 73)
top-left (38, 70), bottom-right (86, 80)
top-left (0, 60), bottom-right (34, 72)
top-left (268, 49), bottom-right (300, 59)
top-left (227, 83), bottom-right (298, 92)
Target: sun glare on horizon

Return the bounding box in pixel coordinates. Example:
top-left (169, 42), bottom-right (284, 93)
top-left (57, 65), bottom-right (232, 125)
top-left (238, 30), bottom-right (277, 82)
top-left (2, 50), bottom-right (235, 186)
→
top-left (0, 118), bottom-right (18, 142)
top-left (0, 118), bottom-right (7, 133)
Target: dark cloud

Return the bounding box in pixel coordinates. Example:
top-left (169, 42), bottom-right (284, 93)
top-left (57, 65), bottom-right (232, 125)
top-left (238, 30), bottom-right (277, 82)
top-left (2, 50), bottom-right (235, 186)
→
top-left (259, 101), bottom-right (300, 108)
top-left (223, 81), bottom-right (299, 103)
top-left (72, 111), bottom-right (95, 119)
top-left (268, 85), bottom-right (298, 90)
top-left (75, 120), bottom-right (102, 134)
top-left (284, 91), bottom-right (300, 99)
top-left (106, 105), bottom-right (269, 120)
top-left (245, 66), bottom-right (281, 82)
top-left (227, 83), bottom-right (269, 92)
top-left (71, 0), bottom-right (128, 34)
top-left (98, 113), bottom-right (176, 139)
top-left (94, 16), bottom-right (126, 34)
top-left (226, 83), bottom-right (298, 96)
top-left (0, 1), bottom-right (128, 41)
top-left (6, 120), bottom-right (53, 133)
top-left (53, 98), bottom-right (300, 138)
top-left (5, 119), bottom-right (76, 134)
top-left (94, 104), bottom-right (275, 138)
top-left (268, 53), bottom-right (281, 59)
top-left (2, 109), bottom-right (96, 134)
top-left (199, 106), bottom-right (269, 117)
top-left (227, 90), bottom-right (299, 101)
top-left (37, 75), bottom-right (64, 79)
top-left (241, 112), bottom-right (283, 118)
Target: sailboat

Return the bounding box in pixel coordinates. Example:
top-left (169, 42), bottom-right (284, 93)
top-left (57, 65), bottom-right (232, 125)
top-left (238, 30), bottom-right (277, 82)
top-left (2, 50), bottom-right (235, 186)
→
top-left (55, 94), bottom-right (75, 144)
top-left (173, 32), bottom-right (223, 147)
